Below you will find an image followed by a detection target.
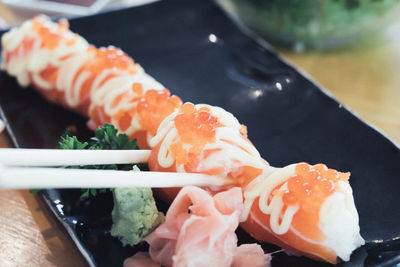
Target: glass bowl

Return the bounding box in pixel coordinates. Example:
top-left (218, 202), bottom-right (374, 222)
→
top-left (217, 0), bottom-right (400, 51)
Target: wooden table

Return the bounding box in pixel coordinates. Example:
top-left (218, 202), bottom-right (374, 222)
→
top-left (279, 37), bottom-right (400, 145)
top-left (0, 10), bottom-right (399, 267)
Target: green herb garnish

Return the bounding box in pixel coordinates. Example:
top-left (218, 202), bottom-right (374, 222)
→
top-left (31, 123), bottom-right (140, 199)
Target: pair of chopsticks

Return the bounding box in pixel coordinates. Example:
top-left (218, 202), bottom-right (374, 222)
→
top-left (0, 148), bottom-right (227, 189)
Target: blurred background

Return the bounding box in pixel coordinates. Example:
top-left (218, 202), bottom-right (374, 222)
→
top-left (0, 0), bottom-right (157, 26)
top-left (218, 0), bottom-right (400, 51)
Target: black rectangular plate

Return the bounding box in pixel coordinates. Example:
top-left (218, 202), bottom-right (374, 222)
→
top-left (1, 0), bottom-right (400, 266)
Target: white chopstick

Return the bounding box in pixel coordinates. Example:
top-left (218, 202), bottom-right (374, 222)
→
top-left (0, 148), bottom-right (151, 166)
top-left (0, 165), bottom-right (228, 189)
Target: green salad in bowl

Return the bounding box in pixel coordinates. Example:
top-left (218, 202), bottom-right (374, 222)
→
top-left (218, 0), bottom-right (400, 50)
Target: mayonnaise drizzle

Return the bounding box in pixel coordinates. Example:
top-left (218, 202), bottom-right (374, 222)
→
top-left (2, 17), bottom-right (363, 249)
top-left (150, 104), bottom-right (266, 172)
top-left (89, 68), bottom-right (164, 136)
top-left (149, 104), bottom-right (300, 235)
top-left (2, 16), bottom-right (89, 91)
top-left (242, 164), bottom-right (300, 234)
top-left (1, 16), bottom-right (164, 137)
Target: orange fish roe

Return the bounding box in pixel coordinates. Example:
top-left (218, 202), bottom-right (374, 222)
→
top-left (136, 89), bottom-right (182, 136)
top-left (279, 163), bottom-right (350, 208)
top-left (32, 17), bottom-right (70, 50)
top-left (273, 163), bottom-right (350, 240)
top-left (68, 46), bottom-right (138, 114)
top-left (84, 46), bottom-right (137, 74)
top-left (170, 103), bottom-right (222, 165)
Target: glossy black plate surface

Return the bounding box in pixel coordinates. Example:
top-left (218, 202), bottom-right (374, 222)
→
top-left (0, 0), bottom-right (400, 266)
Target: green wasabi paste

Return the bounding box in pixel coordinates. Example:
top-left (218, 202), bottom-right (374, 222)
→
top-left (111, 186), bottom-right (164, 246)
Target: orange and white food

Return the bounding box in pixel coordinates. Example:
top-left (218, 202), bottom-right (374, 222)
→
top-left (241, 163), bottom-right (364, 263)
top-left (1, 15), bottom-right (179, 148)
top-left (1, 16), bottom-right (364, 264)
top-left (148, 102), bottom-right (272, 201)
top-left (148, 103), bottom-right (364, 263)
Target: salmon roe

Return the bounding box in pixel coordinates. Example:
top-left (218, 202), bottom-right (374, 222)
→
top-left (272, 163), bottom-right (350, 240)
top-left (279, 163), bottom-right (350, 208)
top-left (69, 46), bottom-right (137, 105)
top-left (32, 17), bottom-right (70, 50)
top-left (136, 89), bottom-right (182, 136)
top-left (85, 46), bottom-right (137, 74)
top-left (170, 103), bottom-right (222, 165)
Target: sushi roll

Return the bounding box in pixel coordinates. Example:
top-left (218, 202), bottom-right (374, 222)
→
top-left (148, 102), bottom-right (272, 201)
top-left (1, 16), bottom-right (177, 148)
top-left (1, 16), bottom-right (364, 264)
top-left (241, 162), bottom-right (365, 263)
top-left (1, 15), bottom-right (88, 92)
top-left (88, 87), bottom-right (181, 149)
top-left (148, 104), bottom-right (364, 263)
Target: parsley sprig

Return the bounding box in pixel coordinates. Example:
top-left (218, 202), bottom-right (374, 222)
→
top-left (31, 123), bottom-right (140, 199)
